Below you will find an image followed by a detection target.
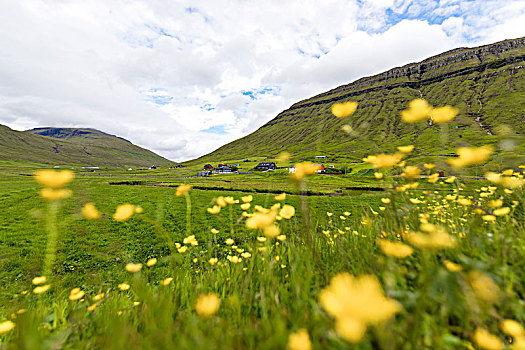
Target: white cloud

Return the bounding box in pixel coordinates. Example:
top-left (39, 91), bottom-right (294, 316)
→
top-left (0, 1), bottom-right (524, 161)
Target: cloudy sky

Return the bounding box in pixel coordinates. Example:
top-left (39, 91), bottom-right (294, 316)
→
top-left (0, 0), bottom-right (524, 161)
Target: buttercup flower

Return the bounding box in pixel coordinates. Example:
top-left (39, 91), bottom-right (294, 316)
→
top-left (34, 169), bottom-right (74, 188)
top-left (0, 320), bottom-right (15, 335)
top-left (431, 106), bottom-right (458, 123)
top-left (175, 184), bottom-right (192, 196)
top-left (32, 276), bottom-right (47, 285)
top-left (319, 273), bottom-right (401, 343)
top-left (69, 288), bottom-right (85, 301)
top-left (331, 101), bottom-right (358, 118)
top-left (449, 146), bottom-right (493, 167)
top-left (82, 203), bottom-right (101, 220)
top-left (287, 328), bottom-right (312, 350)
top-left (146, 258), bottom-right (157, 267)
top-left (377, 239), bottom-right (413, 258)
top-left (473, 328), bottom-right (503, 350)
top-left (274, 193), bottom-right (286, 201)
top-left (397, 145), bottom-right (414, 153)
top-left (400, 99), bottom-right (432, 123)
top-left (195, 293), bottom-right (220, 317)
top-left (39, 188), bottom-right (72, 201)
top-left (125, 263), bottom-right (143, 273)
top-left (113, 204), bottom-right (135, 221)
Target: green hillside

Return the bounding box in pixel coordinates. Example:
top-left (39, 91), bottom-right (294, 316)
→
top-left (0, 125), bottom-right (171, 168)
top-left (193, 37), bottom-right (525, 168)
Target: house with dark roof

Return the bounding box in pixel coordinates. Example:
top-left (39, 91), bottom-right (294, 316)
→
top-left (255, 162), bottom-right (277, 171)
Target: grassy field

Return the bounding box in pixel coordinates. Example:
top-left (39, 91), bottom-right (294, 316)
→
top-left (0, 153), bottom-right (523, 349)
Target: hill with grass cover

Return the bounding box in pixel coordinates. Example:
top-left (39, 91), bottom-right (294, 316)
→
top-left (0, 125), bottom-right (171, 168)
top-left (194, 37), bottom-right (525, 167)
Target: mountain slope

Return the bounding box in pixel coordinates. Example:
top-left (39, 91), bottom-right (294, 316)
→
top-left (195, 37), bottom-right (525, 164)
top-left (0, 125), bottom-right (171, 168)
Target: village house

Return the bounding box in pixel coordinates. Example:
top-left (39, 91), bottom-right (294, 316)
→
top-left (254, 162), bottom-right (277, 171)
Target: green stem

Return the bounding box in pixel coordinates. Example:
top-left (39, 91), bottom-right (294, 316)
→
top-left (43, 201), bottom-right (59, 276)
top-left (184, 192), bottom-right (192, 236)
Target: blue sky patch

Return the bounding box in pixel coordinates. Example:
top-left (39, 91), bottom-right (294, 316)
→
top-left (200, 125), bottom-right (227, 135)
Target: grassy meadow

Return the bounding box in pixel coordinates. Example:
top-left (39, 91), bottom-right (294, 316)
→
top-left (1, 101), bottom-right (525, 349)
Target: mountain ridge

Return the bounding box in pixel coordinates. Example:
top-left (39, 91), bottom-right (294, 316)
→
top-left (0, 125), bottom-right (172, 168)
top-left (193, 36), bottom-right (525, 167)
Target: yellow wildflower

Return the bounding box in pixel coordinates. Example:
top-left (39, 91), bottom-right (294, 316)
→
top-left (263, 224), bottom-right (281, 238)
top-left (428, 173), bottom-right (439, 183)
top-left (208, 258), bottom-right (218, 265)
top-left (146, 258), bottom-right (157, 267)
top-left (39, 188), bottom-right (72, 201)
top-left (290, 162), bottom-right (320, 181)
top-left (473, 328), bottom-right (503, 350)
top-left (175, 184), bottom-right (192, 196)
top-left (216, 196), bottom-right (227, 207)
top-left (457, 198), bottom-right (471, 206)
top-left (397, 145), bottom-right (414, 153)
top-left (161, 278), bottom-right (173, 286)
top-left (241, 252), bottom-right (251, 259)
top-left (34, 169), bottom-right (74, 188)
top-left (443, 260), bottom-right (462, 272)
top-left (402, 166), bottom-right (421, 180)
top-left (486, 172), bottom-right (525, 188)
top-left (501, 319), bottom-right (524, 337)
top-left (33, 284), bottom-right (51, 294)
top-left (400, 99), bottom-right (432, 123)
top-left (482, 215), bottom-right (496, 222)
top-left (118, 283), bottom-right (130, 291)
top-left (444, 176), bottom-right (456, 183)
top-left (280, 205), bottom-right (295, 219)
top-left (246, 211), bottom-right (277, 229)
top-left (331, 101), bottom-right (358, 118)
top-left (135, 206), bottom-right (143, 214)
top-left (93, 293), bottom-right (105, 301)
top-left (377, 239), bottom-right (413, 258)
top-left (125, 263), bottom-right (142, 273)
top-left (113, 203), bottom-right (135, 221)
top-left (69, 288), bottom-right (85, 301)
top-left (81, 203), bottom-right (101, 220)
top-left (424, 163), bottom-right (435, 169)
top-left (448, 146), bottom-right (493, 167)
top-left (469, 270), bottom-right (500, 303)
top-left (32, 276), bottom-right (47, 285)
top-left (240, 203), bottom-right (250, 210)
top-left (274, 193), bottom-right (286, 201)
top-left (0, 320), bottom-right (15, 335)
top-left (487, 199), bottom-right (503, 208)
top-left (287, 328), bottom-right (312, 350)
top-left (431, 105), bottom-right (458, 123)
top-left (406, 230), bottom-right (456, 250)
top-left (276, 151), bottom-right (291, 163)
top-left (177, 246), bottom-right (188, 253)
top-left (374, 172), bottom-right (383, 179)
top-left (277, 234), bottom-right (286, 241)
top-left (493, 207), bottom-right (510, 216)
top-left (363, 153), bottom-right (403, 169)
top-left (502, 169), bottom-right (514, 176)
top-left (224, 196), bottom-right (237, 204)
top-left (195, 293), bottom-right (220, 317)
top-left (227, 255), bottom-right (241, 264)
top-left (241, 195), bottom-right (253, 203)
top-left (87, 304), bottom-right (97, 312)
top-left (207, 205), bottom-right (221, 214)
top-left (319, 273), bottom-right (401, 343)
top-left (183, 235), bottom-right (198, 246)
top-left (225, 238), bottom-right (234, 246)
